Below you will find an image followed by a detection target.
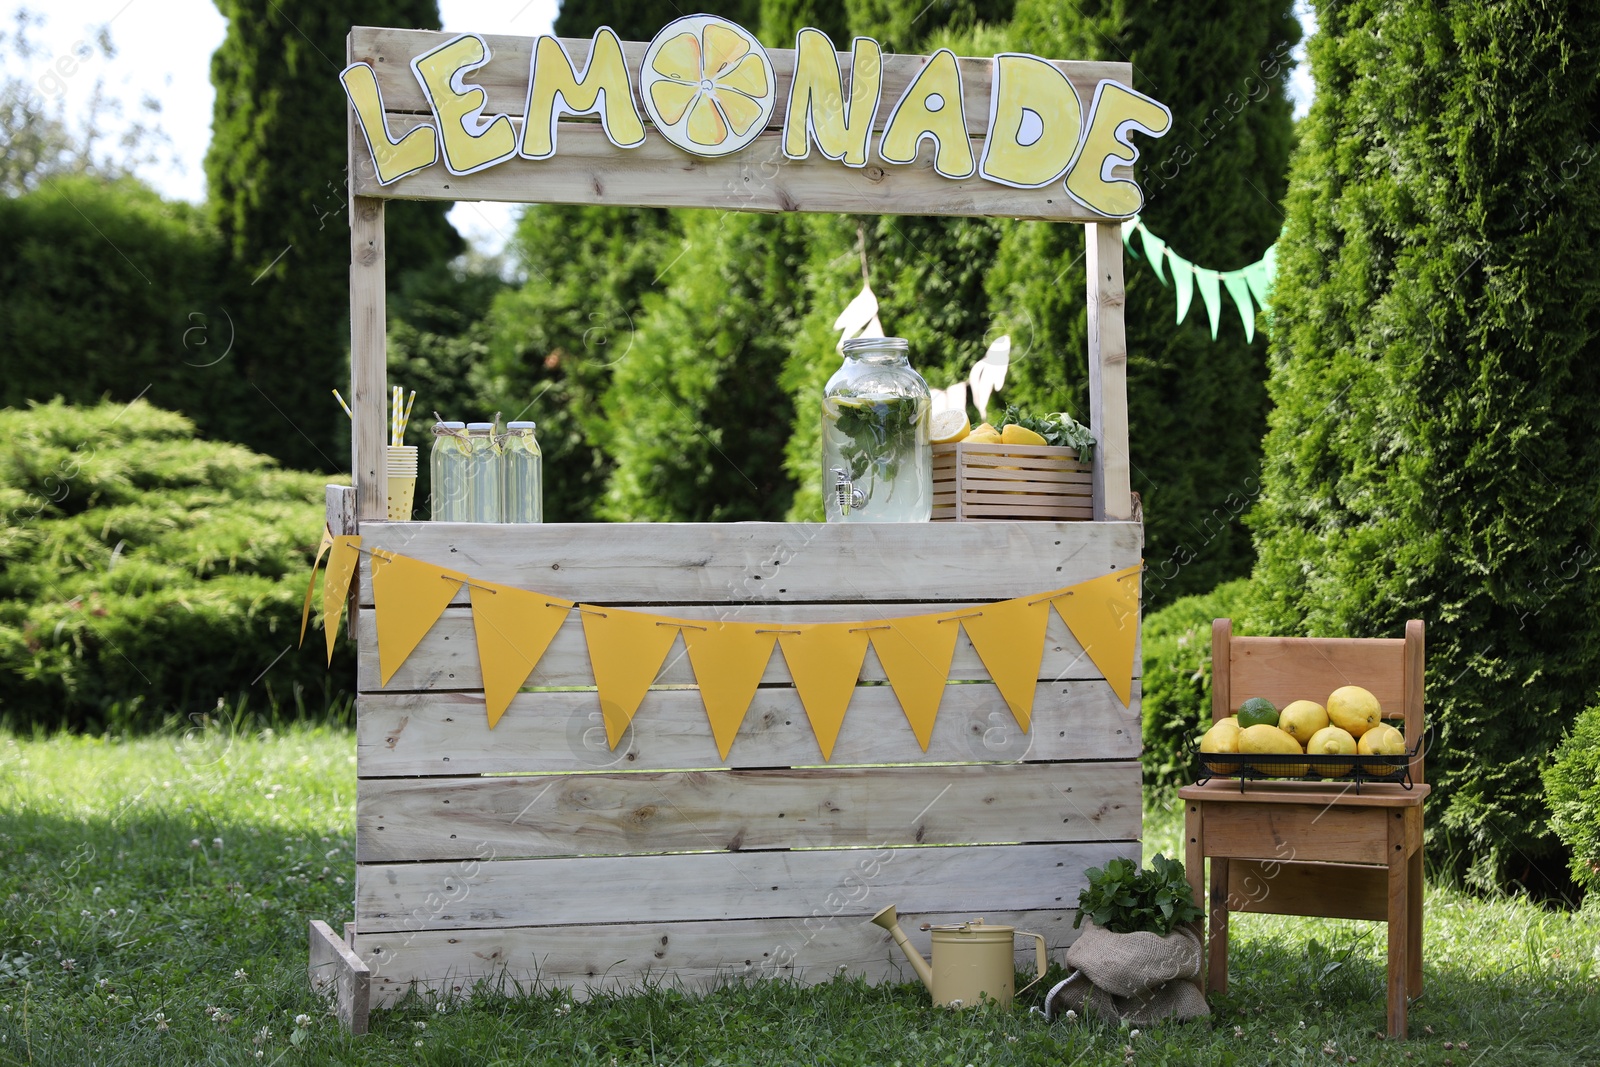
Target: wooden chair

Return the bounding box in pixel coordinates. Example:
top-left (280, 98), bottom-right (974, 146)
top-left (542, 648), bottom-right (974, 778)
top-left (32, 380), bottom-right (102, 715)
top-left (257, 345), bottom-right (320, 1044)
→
top-left (1177, 619), bottom-right (1427, 1039)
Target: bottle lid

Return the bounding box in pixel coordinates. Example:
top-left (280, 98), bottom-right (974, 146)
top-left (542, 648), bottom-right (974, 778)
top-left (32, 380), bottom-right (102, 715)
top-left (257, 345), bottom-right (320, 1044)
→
top-left (841, 336), bottom-right (909, 354)
top-left (506, 421), bottom-right (537, 430)
top-left (433, 420), bottom-right (466, 430)
top-left (466, 422), bottom-right (495, 432)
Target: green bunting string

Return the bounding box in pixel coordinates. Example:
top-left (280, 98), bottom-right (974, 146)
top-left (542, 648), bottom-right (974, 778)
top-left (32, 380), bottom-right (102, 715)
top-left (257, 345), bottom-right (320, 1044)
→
top-left (1120, 217), bottom-right (1277, 341)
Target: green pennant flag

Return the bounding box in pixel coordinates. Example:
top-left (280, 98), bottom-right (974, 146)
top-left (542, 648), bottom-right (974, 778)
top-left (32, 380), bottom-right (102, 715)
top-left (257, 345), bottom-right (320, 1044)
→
top-left (1221, 268), bottom-right (1256, 343)
top-left (1121, 216), bottom-right (1140, 250)
top-left (1167, 252), bottom-right (1195, 325)
top-left (1244, 256), bottom-right (1274, 306)
top-left (1138, 225), bottom-right (1169, 287)
top-left (1194, 267), bottom-right (1223, 340)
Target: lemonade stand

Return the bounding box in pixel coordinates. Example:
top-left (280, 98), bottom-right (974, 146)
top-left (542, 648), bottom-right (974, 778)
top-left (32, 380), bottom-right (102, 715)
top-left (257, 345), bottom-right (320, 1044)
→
top-left (309, 16), bottom-right (1169, 1031)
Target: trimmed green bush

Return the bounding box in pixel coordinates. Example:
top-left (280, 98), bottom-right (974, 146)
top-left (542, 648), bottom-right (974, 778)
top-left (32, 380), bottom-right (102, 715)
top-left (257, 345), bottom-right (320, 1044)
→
top-left (1247, 0), bottom-right (1600, 890)
top-left (1140, 579), bottom-right (1257, 788)
top-left (1543, 703), bottom-right (1600, 899)
top-left (0, 177), bottom-right (243, 434)
top-left (0, 399), bottom-right (350, 730)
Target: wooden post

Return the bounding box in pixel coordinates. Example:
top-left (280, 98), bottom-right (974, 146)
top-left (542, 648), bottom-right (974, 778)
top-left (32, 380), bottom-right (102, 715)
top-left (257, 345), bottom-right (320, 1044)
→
top-left (1086, 222), bottom-right (1132, 521)
top-left (309, 919), bottom-right (370, 1034)
top-left (350, 196), bottom-right (387, 524)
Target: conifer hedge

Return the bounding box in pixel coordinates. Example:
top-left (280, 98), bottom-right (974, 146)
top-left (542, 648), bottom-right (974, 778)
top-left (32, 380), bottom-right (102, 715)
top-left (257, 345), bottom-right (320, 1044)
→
top-left (0, 400), bottom-right (348, 730)
top-left (1248, 0), bottom-right (1600, 890)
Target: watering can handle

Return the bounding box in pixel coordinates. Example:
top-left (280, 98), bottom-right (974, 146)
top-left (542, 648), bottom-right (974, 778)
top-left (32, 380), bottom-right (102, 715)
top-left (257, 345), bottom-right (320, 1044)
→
top-left (1015, 930), bottom-right (1049, 996)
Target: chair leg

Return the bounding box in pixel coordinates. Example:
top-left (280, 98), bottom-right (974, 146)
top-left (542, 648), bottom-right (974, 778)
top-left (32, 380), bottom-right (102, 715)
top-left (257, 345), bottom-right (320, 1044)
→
top-left (1207, 857), bottom-right (1230, 994)
top-left (1408, 837), bottom-right (1424, 997)
top-left (1184, 804), bottom-right (1208, 991)
top-left (1386, 818), bottom-right (1409, 1039)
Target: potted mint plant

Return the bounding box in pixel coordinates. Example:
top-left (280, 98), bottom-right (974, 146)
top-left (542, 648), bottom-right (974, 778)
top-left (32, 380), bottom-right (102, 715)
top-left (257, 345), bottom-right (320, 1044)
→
top-left (1045, 854), bottom-right (1209, 1025)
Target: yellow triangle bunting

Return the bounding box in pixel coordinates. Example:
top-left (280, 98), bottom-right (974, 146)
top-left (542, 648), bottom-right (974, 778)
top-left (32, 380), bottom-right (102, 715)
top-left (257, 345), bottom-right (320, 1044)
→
top-left (868, 614), bottom-right (962, 751)
top-left (371, 550), bottom-right (469, 686)
top-left (300, 525), bottom-right (336, 648)
top-left (469, 583), bottom-right (574, 729)
top-left (777, 624), bottom-right (870, 761)
top-left (1049, 564), bottom-right (1142, 706)
top-left (682, 622), bottom-right (778, 760)
top-left (959, 594), bottom-right (1051, 732)
top-left (322, 535), bottom-right (362, 665)
top-left (581, 607), bottom-right (682, 748)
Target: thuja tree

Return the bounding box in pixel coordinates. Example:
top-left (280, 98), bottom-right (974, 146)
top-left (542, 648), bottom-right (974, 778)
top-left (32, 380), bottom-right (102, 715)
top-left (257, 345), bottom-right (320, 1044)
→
top-left (987, 0), bottom-right (1297, 604)
top-left (206, 0), bottom-right (461, 471)
top-left (1248, 1), bottom-right (1600, 890)
top-left (601, 212), bottom-right (808, 521)
top-left (554, 0), bottom-right (760, 37)
top-left (485, 205), bottom-right (680, 521)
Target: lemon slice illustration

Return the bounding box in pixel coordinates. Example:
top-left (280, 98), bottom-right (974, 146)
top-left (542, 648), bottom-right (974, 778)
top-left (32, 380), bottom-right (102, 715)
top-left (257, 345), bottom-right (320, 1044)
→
top-left (640, 15), bottom-right (775, 158)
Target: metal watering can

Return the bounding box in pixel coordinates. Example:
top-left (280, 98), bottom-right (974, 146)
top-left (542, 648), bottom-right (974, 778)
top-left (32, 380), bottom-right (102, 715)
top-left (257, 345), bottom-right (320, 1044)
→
top-left (871, 904), bottom-right (1048, 1009)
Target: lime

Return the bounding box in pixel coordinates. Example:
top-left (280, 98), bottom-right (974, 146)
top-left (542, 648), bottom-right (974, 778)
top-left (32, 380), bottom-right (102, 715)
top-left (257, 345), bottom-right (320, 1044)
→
top-left (1236, 696), bottom-right (1279, 729)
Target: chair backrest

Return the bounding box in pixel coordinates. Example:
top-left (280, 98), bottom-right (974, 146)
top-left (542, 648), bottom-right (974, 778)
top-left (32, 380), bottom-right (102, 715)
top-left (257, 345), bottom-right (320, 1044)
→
top-left (1211, 619), bottom-right (1425, 784)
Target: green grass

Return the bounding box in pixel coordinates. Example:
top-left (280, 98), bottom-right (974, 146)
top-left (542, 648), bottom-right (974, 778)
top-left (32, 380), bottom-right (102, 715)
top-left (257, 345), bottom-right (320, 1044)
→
top-left (1, 724), bottom-right (1597, 1066)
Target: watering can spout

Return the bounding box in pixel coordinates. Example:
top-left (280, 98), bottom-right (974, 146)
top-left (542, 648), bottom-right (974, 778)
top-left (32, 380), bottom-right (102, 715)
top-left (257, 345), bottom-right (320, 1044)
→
top-left (870, 904), bottom-right (934, 992)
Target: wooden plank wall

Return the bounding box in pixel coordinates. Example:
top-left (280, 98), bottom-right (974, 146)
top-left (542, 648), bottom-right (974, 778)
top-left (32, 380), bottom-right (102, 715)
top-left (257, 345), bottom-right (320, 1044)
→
top-left (352, 521), bottom-right (1143, 1004)
top-left (347, 27), bottom-right (1131, 220)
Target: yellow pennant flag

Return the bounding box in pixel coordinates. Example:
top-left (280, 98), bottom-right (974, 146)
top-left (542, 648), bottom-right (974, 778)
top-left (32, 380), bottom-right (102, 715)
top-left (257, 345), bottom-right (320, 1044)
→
top-left (300, 526), bottom-right (336, 648)
top-left (777, 624), bottom-right (870, 762)
top-left (682, 622), bottom-right (778, 760)
top-left (869, 614), bottom-right (962, 750)
top-left (959, 594), bottom-right (1052, 732)
top-left (371, 550), bottom-right (469, 686)
top-left (1050, 564), bottom-right (1142, 706)
top-left (580, 606), bottom-right (681, 748)
top-left (322, 535), bottom-right (362, 665)
top-left (468, 583), bottom-right (574, 729)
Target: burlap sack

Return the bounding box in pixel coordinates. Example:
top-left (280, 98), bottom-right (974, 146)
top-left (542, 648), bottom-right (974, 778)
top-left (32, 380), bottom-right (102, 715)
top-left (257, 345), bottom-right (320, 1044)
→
top-left (1065, 921), bottom-right (1201, 997)
top-left (1045, 922), bottom-right (1209, 1025)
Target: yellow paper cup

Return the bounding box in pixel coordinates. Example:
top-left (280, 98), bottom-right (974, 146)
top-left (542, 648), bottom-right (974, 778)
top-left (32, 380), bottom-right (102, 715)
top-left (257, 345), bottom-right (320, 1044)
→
top-left (385, 446), bottom-right (417, 520)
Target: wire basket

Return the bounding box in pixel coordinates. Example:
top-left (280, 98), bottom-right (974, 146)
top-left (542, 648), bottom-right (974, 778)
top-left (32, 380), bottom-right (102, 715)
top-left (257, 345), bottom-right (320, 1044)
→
top-left (1194, 745), bottom-right (1417, 792)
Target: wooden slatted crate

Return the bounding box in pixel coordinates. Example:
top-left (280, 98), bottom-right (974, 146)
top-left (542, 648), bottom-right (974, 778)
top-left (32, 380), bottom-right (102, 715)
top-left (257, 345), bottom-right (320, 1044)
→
top-left (932, 442), bottom-right (1093, 521)
top-left (347, 521), bottom-right (1143, 1005)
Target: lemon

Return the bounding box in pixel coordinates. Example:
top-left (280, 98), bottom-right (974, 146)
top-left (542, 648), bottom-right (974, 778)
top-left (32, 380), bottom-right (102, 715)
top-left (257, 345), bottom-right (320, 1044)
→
top-left (1237, 723), bottom-right (1307, 777)
top-left (1278, 699), bottom-right (1329, 746)
top-left (1326, 685), bottom-right (1382, 738)
top-left (966, 425), bottom-right (1002, 444)
top-left (641, 16), bottom-right (775, 158)
top-left (1236, 697), bottom-right (1279, 729)
top-left (930, 410), bottom-right (970, 444)
top-left (1358, 722), bottom-right (1407, 775)
top-left (1199, 719), bottom-right (1242, 774)
top-left (1305, 725), bottom-right (1357, 776)
top-left (1000, 423), bottom-right (1047, 446)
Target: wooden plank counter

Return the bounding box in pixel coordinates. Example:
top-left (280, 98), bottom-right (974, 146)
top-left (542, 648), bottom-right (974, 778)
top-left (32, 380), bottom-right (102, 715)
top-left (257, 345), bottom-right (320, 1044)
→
top-left (346, 520), bottom-right (1144, 1004)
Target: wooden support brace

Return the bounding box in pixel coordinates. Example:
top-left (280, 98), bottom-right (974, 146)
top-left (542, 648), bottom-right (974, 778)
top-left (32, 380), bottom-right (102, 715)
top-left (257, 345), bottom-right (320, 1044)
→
top-left (325, 485), bottom-right (358, 537)
top-left (310, 919), bottom-right (371, 1035)
top-left (1086, 222), bottom-right (1133, 522)
top-left (349, 197), bottom-right (387, 525)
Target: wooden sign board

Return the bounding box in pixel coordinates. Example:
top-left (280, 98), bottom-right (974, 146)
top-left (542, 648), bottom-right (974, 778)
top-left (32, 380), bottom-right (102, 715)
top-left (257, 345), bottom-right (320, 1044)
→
top-left (344, 21), bottom-right (1169, 221)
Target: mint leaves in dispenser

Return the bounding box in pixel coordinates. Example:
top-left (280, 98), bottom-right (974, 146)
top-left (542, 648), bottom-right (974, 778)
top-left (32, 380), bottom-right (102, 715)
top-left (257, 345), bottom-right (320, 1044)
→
top-left (822, 337), bottom-right (932, 522)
